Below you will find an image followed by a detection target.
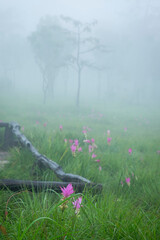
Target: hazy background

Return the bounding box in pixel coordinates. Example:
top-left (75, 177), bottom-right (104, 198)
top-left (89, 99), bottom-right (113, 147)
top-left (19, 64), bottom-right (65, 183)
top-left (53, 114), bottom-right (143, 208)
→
top-left (0, 0), bottom-right (160, 106)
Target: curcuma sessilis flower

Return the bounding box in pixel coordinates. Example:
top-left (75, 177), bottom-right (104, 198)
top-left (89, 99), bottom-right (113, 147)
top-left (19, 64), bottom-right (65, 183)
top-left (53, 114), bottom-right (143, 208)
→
top-left (59, 125), bottom-right (63, 130)
top-left (92, 153), bottom-right (97, 158)
top-left (107, 137), bottom-right (112, 145)
top-left (60, 183), bottom-right (74, 199)
top-left (107, 130), bottom-right (110, 136)
top-left (78, 147), bottom-right (82, 152)
top-left (60, 183), bottom-right (75, 211)
top-left (71, 144), bottom-right (77, 156)
top-left (72, 196), bottom-right (82, 214)
top-left (74, 139), bottom-right (79, 146)
top-left (125, 177), bottom-right (131, 186)
top-left (128, 148), bottom-right (132, 154)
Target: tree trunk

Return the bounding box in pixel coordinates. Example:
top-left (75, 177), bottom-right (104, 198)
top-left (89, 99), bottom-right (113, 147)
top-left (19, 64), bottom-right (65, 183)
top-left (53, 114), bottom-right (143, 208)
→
top-left (76, 68), bottom-right (81, 107)
top-left (42, 72), bottom-right (48, 104)
top-left (97, 71), bottom-right (102, 101)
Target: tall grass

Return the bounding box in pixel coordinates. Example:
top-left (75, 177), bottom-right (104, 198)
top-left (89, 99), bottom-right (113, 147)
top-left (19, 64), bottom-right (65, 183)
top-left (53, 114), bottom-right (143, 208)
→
top-left (0, 94), bottom-right (160, 239)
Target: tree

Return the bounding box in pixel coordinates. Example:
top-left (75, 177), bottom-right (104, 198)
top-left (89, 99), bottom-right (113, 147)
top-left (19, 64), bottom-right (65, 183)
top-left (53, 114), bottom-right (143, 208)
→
top-left (29, 16), bottom-right (73, 103)
top-left (61, 16), bottom-right (106, 107)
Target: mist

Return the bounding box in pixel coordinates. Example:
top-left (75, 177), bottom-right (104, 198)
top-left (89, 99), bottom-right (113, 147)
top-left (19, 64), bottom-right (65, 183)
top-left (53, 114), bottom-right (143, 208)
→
top-left (1, 2), bottom-right (160, 237)
top-left (0, 0), bottom-right (160, 107)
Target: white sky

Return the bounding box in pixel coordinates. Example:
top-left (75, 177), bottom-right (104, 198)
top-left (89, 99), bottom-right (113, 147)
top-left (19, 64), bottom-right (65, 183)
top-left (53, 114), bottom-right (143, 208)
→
top-left (0, 0), bottom-right (148, 35)
top-left (1, 0), bottom-right (109, 33)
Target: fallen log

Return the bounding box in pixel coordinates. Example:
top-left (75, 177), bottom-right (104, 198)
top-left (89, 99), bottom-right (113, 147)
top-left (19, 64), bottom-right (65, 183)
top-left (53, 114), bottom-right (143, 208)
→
top-left (0, 122), bottom-right (93, 184)
top-left (0, 122), bottom-right (15, 149)
top-left (0, 179), bottom-right (102, 193)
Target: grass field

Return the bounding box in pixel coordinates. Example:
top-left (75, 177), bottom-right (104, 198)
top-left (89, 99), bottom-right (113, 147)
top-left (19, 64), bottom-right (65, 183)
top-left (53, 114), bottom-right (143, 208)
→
top-left (0, 93), bottom-right (160, 239)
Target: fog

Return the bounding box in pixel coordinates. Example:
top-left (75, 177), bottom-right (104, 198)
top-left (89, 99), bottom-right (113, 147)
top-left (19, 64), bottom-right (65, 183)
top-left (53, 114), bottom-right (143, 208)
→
top-left (0, 0), bottom-right (160, 106)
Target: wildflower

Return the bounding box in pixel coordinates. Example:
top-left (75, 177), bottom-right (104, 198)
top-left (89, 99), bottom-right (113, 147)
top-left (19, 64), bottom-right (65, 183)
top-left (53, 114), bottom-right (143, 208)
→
top-left (107, 137), bottom-right (112, 145)
top-left (125, 177), bottom-right (130, 186)
top-left (128, 148), bottom-right (132, 154)
top-left (91, 138), bottom-right (95, 143)
top-left (107, 130), bottom-right (110, 136)
top-left (69, 139), bottom-right (73, 144)
top-left (36, 121), bottom-right (39, 125)
top-left (157, 150), bottom-right (160, 154)
top-left (95, 159), bottom-right (100, 162)
top-left (74, 139), bottom-right (79, 146)
top-left (43, 122), bottom-right (47, 127)
top-left (64, 139), bottom-right (67, 143)
top-left (99, 166), bottom-right (102, 171)
top-left (71, 145), bottom-right (76, 153)
top-left (78, 147), bottom-right (82, 152)
top-left (89, 145), bottom-right (93, 153)
top-left (82, 130), bottom-right (87, 134)
top-left (124, 127), bottom-right (127, 132)
top-left (92, 153), bottom-right (97, 158)
top-left (59, 125), bottom-right (63, 130)
top-left (60, 183), bottom-right (74, 199)
top-left (72, 196), bottom-right (82, 214)
top-left (121, 181), bottom-right (124, 187)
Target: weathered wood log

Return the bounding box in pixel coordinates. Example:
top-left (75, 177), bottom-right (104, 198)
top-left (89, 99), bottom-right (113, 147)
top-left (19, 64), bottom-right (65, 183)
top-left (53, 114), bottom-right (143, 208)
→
top-left (1, 122), bottom-right (92, 184)
top-left (0, 122), bottom-right (17, 149)
top-left (0, 179), bottom-right (102, 193)
top-left (0, 122), bottom-right (9, 128)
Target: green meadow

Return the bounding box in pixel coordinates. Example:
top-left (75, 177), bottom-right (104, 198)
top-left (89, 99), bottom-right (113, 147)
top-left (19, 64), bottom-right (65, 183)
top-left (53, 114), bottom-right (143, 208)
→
top-left (0, 94), bottom-right (160, 239)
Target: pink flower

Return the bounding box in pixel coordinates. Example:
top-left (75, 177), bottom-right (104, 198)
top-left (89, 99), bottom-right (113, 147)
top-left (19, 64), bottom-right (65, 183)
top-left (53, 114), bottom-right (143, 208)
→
top-left (95, 159), bottom-right (100, 162)
top-left (74, 139), bottom-right (79, 146)
top-left (69, 139), bottom-right (73, 144)
top-left (82, 130), bottom-right (87, 134)
top-left (91, 138), bottom-right (95, 143)
top-left (59, 125), bottom-right (63, 130)
top-left (92, 153), bottom-right (97, 158)
top-left (157, 150), bottom-right (160, 154)
top-left (89, 145), bottom-right (93, 153)
top-left (125, 177), bottom-right (130, 186)
top-left (21, 126), bottom-right (24, 131)
top-left (43, 122), bottom-right (47, 127)
top-left (121, 181), bottom-right (124, 186)
top-left (72, 196), bottom-right (82, 214)
top-left (107, 130), bottom-right (110, 136)
top-left (64, 139), bottom-right (67, 143)
top-left (36, 121), bottom-right (39, 125)
top-left (0, 120), bottom-right (3, 123)
top-left (71, 145), bottom-right (76, 153)
top-left (60, 183), bottom-right (74, 198)
top-left (78, 147), bottom-right (82, 152)
top-left (124, 127), bottom-right (127, 132)
top-left (128, 148), bottom-right (132, 154)
top-left (107, 137), bottom-right (112, 144)
top-left (99, 166), bottom-right (102, 171)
